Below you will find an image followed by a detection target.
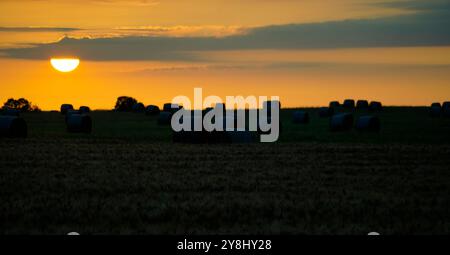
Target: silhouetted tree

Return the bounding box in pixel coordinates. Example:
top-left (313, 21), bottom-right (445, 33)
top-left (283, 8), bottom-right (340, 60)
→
top-left (114, 96), bottom-right (139, 112)
top-left (2, 98), bottom-right (41, 112)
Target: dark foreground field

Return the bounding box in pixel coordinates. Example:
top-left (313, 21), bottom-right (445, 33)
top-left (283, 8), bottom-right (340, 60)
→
top-left (1, 107), bottom-right (450, 234)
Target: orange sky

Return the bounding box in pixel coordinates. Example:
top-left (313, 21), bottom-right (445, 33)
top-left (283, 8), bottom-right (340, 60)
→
top-left (0, 0), bottom-right (410, 28)
top-left (2, 47), bottom-right (449, 110)
top-left (1, 0), bottom-right (449, 110)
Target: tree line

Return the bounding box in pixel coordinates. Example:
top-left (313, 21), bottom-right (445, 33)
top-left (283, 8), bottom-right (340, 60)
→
top-left (2, 96), bottom-right (146, 112)
top-left (2, 98), bottom-right (41, 112)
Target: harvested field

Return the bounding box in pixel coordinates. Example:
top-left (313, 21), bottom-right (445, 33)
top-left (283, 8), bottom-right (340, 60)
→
top-left (0, 108), bottom-right (449, 234)
top-left (1, 139), bottom-right (449, 234)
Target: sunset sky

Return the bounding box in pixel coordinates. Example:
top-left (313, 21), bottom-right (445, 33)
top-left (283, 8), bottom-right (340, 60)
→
top-left (1, 0), bottom-right (450, 110)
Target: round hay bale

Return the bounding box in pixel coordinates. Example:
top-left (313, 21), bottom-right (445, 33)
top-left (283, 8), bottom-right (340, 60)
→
top-left (318, 107), bottom-right (334, 118)
top-left (1, 108), bottom-right (21, 116)
top-left (79, 106), bottom-right (91, 114)
top-left (60, 104), bottom-right (74, 115)
top-left (66, 114), bottom-right (92, 133)
top-left (329, 101), bottom-right (340, 108)
top-left (343, 99), bottom-right (355, 108)
top-left (220, 113), bottom-right (237, 130)
top-left (444, 108), bottom-right (450, 118)
top-left (202, 107), bottom-right (214, 117)
top-left (443, 101), bottom-right (450, 117)
top-left (197, 115), bottom-right (232, 143)
top-left (174, 130), bottom-right (206, 144)
top-left (173, 104), bottom-right (183, 112)
top-left (132, 103), bottom-right (145, 113)
top-left (262, 100), bottom-right (281, 117)
top-left (257, 116), bottom-right (282, 135)
top-left (330, 113), bottom-right (353, 131)
top-left (145, 105), bottom-right (160, 116)
top-left (211, 103), bottom-right (227, 119)
top-left (431, 102), bottom-right (441, 108)
top-left (163, 103), bottom-right (172, 112)
top-left (158, 111), bottom-right (172, 125)
top-left (356, 116), bottom-right (381, 132)
top-left (0, 116), bottom-right (27, 138)
top-left (163, 103), bottom-right (182, 113)
top-left (292, 110), bottom-right (309, 124)
top-left (430, 103), bottom-right (441, 117)
top-left (65, 109), bottom-right (80, 123)
top-left (356, 100), bottom-right (369, 110)
top-left (173, 115), bottom-right (208, 144)
top-left (369, 101), bottom-right (383, 111)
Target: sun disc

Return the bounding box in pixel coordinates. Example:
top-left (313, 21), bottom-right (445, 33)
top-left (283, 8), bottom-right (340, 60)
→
top-left (51, 58), bottom-right (80, 72)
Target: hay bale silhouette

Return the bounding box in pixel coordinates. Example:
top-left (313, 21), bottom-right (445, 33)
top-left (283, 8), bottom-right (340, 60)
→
top-left (292, 111), bottom-right (309, 124)
top-left (163, 103), bottom-right (172, 112)
top-left (145, 105), bottom-right (160, 116)
top-left (201, 115), bottom-right (234, 143)
top-left (212, 103), bottom-right (227, 119)
top-left (329, 101), bottom-right (340, 108)
top-left (65, 109), bottom-right (80, 123)
top-left (132, 103), bottom-right (145, 113)
top-left (158, 111), bottom-right (172, 125)
top-left (204, 115), bottom-right (256, 143)
top-left (343, 99), bottom-right (355, 108)
top-left (223, 110), bottom-right (247, 130)
top-left (356, 116), bottom-right (381, 132)
top-left (443, 101), bottom-right (450, 117)
top-left (60, 104), bottom-right (74, 115)
top-left (431, 102), bottom-right (441, 108)
top-left (0, 116), bottom-right (27, 138)
top-left (203, 107), bottom-right (214, 117)
top-left (330, 113), bottom-right (353, 131)
top-left (369, 101), bottom-right (383, 111)
top-left (173, 115), bottom-right (208, 143)
top-left (79, 106), bottom-right (91, 114)
top-left (208, 103), bottom-right (226, 119)
top-left (173, 129), bottom-right (206, 143)
top-left (262, 100), bottom-right (281, 117)
top-left (257, 116), bottom-right (282, 135)
top-left (356, 100), bottom-right (369, 110)
top-left (430, 103), bottom-right (441, 117)
top-left (163, 103), bottom-right (182, 113)
top-left (66, 114), bottom-right (92, 133)
top-left (1, 108), bottom-right (20, 116)
top-left (318, 107), bottom-right (334, 118)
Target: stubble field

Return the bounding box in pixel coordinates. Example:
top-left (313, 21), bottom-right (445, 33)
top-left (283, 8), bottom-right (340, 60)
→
top-left (1, 107), bottom-right (449, 234)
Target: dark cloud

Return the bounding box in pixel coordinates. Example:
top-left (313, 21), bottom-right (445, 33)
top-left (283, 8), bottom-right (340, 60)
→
top-left (377, 0), bottom-right (450, 12)
top-left (2, 0), bottom-right (449, 61)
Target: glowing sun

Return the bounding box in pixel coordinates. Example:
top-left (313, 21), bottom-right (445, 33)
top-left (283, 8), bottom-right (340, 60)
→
top-left (51, 58), bottom-right (80, 72)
